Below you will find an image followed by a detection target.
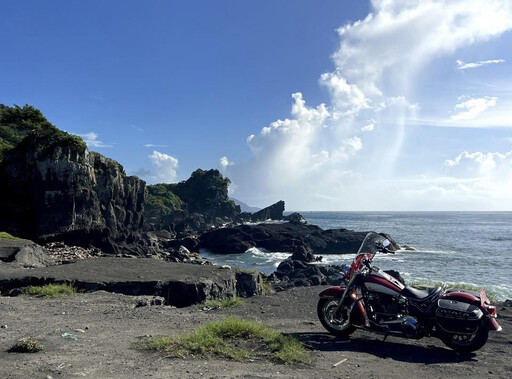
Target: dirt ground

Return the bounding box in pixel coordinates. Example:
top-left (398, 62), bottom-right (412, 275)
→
top-left (0, 286), bottom-right (510, 379)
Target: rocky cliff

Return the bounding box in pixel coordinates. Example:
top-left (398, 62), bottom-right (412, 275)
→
top-left (0, 122), bottom-right (149, 255)
top-left (145, 169), bottom-right (243, 236)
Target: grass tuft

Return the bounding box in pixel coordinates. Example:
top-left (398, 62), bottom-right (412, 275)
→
top-left (23, 283), bottom-right (76, 298)
top-left (8, 337), bottom-right (44, 353)
top-left (134, 316), bottom-right (309, 364)
top-left (204, 297), bottom-right (245, 309)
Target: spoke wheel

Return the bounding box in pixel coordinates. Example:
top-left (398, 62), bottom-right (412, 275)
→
top-left (439, 320), bottom-right (489, 353)
top-left (317, 298), bottom-right (356, 336)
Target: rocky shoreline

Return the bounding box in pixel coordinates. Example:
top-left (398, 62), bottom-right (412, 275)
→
top-left (0, 221), bottom-right (400, 302)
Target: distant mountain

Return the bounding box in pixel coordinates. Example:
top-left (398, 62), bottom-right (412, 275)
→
top-left (231, 198), bottom-right (261, 213)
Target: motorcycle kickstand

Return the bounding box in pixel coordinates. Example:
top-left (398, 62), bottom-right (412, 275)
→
top-left (382, 331), bottom-right (389, 342)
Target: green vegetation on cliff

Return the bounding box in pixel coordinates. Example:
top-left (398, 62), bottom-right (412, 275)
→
top-left (173, 169), bottom-right (238, 217)
top-left (145, 169), bottom-right (241, 228)
top-left (146, 183), bottom-right (184, 212)
top-left (0, 104), bottom-right (86, 162)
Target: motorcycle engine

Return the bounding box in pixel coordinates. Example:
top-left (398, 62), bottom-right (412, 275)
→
top-left (368, 293), bottom-right (408, 322)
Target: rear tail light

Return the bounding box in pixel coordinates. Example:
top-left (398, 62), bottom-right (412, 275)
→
top-left (487, 305), bottom-right (498, 318)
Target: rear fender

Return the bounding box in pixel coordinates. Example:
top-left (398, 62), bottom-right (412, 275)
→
top-left (441, 288), bottom-right (502, 332)
top-left (442, 290), bottom-right (479, 304)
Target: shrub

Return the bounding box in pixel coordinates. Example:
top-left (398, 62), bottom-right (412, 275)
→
top-left (8, 337), bottom-right (44, 353)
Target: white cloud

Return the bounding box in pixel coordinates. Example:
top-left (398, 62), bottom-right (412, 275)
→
top-left (456, 59), bottom-right (505, 70)
top-left (148, 150), bottom-right (179, 183)
top-left (451, 96), bottom-right (498, 120)
top-left (445, 150), bottom-right (512, 176)
top-left (144, 144), bottom-right (168, 148)
top-left (227, 0), bottom-right (512, 210)
top-left (361, 122), bottom-right (375, 132)
top-left (78, 132), bottom-right (113, 148)
top-left (219, 156), bottom-right (233, 169)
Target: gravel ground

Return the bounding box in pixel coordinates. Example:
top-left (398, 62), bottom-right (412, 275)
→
top-left (0, 286), bottom-right (510, 379)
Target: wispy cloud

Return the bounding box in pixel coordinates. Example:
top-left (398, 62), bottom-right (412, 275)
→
top-left (456, 59), bottom-right (505, 70)
top-left (144, 144), bottom-right (168, 148)
top-left (361, 121), bottom-right (375, 132)
top-left (78, 132), bottom-right (113, 148)
top-left (451, 96), bottom-right (498, 120)
top-left (130, 124), bottom-right (144, 132)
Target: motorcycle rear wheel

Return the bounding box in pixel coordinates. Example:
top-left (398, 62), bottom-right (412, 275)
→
top-left (439, 320), bottom-right (489, 353)
top-left (317, 298), bottom-right (356, 336)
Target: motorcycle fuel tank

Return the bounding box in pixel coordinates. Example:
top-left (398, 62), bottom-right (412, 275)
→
top-left (364, 268), bottom-right (405, 296)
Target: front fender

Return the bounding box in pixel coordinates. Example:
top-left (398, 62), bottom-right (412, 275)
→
top-left (319, 286), bottom-right (345, 298)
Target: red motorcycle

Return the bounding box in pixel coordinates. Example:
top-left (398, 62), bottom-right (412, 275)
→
top-left (317, 232), bottom-right (501, 353)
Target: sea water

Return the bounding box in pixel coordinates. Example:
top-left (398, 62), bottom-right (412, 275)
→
top-left (200, 212), bottom-right (512, 300)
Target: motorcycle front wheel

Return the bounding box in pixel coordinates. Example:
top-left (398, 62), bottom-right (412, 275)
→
top-left (317, 298), bottom-right (356, 336)
top-left (438, 320), bottom-right (489, 353)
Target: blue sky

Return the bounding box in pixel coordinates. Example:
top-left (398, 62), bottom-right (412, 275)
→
top-left (2, 0), bottom-right (512, 211)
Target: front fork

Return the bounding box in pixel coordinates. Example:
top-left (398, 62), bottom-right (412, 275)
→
top-left (335, 274), bottom-right (370, 327)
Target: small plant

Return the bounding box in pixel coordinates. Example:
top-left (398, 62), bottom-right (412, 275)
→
top-left (204, 296), bottom-right (245, 309)
top-left (261, 278), bottom-right (275, 294)
top-left (8, 337), bottom-right (44, 353)
top-left (134, 316), bottom-right (309, 364)
top-left (23, 283), bottom-right (76, 298)
top-left (0, 231), bottom-right (21, 240)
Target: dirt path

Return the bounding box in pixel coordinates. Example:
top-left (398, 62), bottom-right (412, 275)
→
top-left (0, 286), bottom-right (510, 379)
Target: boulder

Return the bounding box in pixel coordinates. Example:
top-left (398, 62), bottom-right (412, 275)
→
top-left (0, 239), bottom-right (54, 268)
top-left (284, 212), bottom-right (307, 224)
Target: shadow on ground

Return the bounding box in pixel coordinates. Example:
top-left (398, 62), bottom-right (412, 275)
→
top-left (291, 332), bottom-right (477, 364)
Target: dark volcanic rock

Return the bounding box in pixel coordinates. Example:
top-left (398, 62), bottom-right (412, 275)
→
top-left (198, 227), bottom-right (256, 255)
top-left (284, 212), bottom-right (307, 224)
top-left (0, 239), bottom-right (54, 268)
top-left (0, 134), bottom-right (152, 256)
top-left (251, 201), bottom-right (285, 222)
top-left (0, 257), bottom-right (264, 307)
top-left (199, 222), bottom-right (394, 255)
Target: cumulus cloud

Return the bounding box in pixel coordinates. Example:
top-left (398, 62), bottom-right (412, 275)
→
top-left (445, 150), bottom-right (512, 176)
top-left (219, 156), bottom-right (234, 169)
top-left (78, 132), bottom-right (113, 148)
top-left (227, 0), bottom-right (512, 210)
top-left (148, 151), bottom-right (179, 183)
top-left (451, 96), bottom-right (498, 120)
top-left (456, 59), bottom-right (505, 70)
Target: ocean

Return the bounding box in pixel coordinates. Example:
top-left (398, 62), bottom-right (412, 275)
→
top-left (200, 212), bottom-right (512, 301)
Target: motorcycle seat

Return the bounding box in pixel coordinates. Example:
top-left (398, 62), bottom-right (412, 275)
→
top-left (402, 285), bottom-right (442, 301)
